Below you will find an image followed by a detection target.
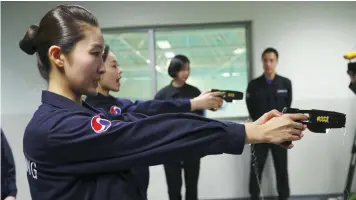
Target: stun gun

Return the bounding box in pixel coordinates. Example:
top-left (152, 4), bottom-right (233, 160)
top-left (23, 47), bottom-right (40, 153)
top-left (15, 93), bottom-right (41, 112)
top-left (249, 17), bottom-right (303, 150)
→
top-left (281, 107), bottom-right (346, 146)
top-left (282, 107), bottom-right (346, 133)
top-left (211, 89), bottom-right (244, 102)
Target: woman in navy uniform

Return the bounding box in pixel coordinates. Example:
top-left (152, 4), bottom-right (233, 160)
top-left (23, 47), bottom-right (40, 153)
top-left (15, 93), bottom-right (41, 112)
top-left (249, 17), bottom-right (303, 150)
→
top-left (154, 55), bottom-right (204, 200)
top-left (20, 5), bottom-right (308, 200)
top-left (85, 46), bottom-right (218, 196)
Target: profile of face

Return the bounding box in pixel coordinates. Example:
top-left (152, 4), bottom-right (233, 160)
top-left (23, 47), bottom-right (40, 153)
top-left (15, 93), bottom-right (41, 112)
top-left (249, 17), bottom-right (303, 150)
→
top-left (176, 62), bottom-right (190, 82)
top-left (262, 52), bottom-right (278, 76)
top-left (54, 26), bottom-right (105, 96)
top-left (99, 51), bottom-right (122, 92)
top-left (19, 5), bottom-right (106, 99)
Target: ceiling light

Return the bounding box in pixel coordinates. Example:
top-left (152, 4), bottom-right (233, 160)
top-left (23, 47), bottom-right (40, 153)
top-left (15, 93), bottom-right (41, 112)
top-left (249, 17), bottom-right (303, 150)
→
top-left (146, 59), bottom-right (151, 64)
top-left (164, 52), bottom-right (175, 59)
top-left (222, 73), bottom-right (230, 77)
top-left (232, 72), bottom-right (240, 76)
top-left (233, 48), bottom-right (246, 55)
top-left (157, 40), bottom-right (171, 49)
top-left (155, 66), bottom-right (162, 72)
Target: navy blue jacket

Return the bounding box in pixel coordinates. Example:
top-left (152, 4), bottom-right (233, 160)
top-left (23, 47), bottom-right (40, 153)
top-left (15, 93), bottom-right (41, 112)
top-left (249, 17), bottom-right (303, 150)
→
top-left (246, 74), bottom-right (292, 121)
top-left (85, 93), bottom-right (194, 195)
top-left (1, 129), bottom-right (17, 199)
top-left (24, 91), bottom-right (246, 200)
top-left (85, 93), bottom-right (191, 116)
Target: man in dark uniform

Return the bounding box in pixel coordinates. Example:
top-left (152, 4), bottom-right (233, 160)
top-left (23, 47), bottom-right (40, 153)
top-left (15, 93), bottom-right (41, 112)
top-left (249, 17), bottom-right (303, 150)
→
top-left (246, 48), bottom-right (292, 200)
top-left (1, 129), bottom-right (17, 200)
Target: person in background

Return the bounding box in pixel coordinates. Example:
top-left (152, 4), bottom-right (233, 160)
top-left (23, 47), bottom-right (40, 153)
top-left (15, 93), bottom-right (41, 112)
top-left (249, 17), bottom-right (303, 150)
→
top-left (246, 47), bottom-right (293, 200)
top-left (1, 129), bottom-right (17, 200)
top-left (155, 55), bottom-right (203, 200)
top-left (85, 46), bottom-right (223, 197)
top-left (348, 62), bottom-right (356, 94)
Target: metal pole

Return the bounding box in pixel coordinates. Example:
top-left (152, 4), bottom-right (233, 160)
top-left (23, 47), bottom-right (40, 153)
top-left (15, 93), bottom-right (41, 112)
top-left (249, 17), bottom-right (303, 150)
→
top-left (148, 29), bottom-right (157, 97)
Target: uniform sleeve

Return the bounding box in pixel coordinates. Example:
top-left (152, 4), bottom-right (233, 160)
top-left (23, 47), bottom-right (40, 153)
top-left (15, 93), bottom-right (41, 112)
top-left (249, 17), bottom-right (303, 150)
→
top-left (120, 98), bottom-right (191, 116)
top-left (192, 89), bottom-right (204, 116)
top-left (1, 131), bottom-right (17, 197)
top-left (246, 81), bottom-right (258, 121)
top-left (287, 79), bottom-right (293, 107)
top-left (46, 112), bottom-right (246, 175)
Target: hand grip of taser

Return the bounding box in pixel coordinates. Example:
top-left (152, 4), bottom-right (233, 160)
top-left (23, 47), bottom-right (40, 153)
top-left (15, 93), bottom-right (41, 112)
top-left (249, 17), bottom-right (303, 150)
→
top-left (280, 108), bottom-right (293, 146)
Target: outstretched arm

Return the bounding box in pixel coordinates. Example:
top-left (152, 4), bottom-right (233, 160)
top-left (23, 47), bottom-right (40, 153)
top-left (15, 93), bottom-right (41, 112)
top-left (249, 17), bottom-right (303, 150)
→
top-left (40, 111), bottom-right (246, 175)
top-left (119, 91), bottom-right (223, 116)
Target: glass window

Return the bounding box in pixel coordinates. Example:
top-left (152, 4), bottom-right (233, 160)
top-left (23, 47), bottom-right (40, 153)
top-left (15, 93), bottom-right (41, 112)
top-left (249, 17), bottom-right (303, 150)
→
top-left (155, 26), bottom-right (250, 118)
top-left (103, 32), bottom-right (152, 101)
top-left (103, 24), bottom-right (251, 119)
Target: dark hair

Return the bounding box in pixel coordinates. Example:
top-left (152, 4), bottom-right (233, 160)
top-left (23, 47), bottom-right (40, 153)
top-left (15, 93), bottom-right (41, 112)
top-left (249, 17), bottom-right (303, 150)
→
top-left (102, 44), bottom-right (110, 62)
top-left (168, 55), bottom-right (190, 78)
top-left (262, 47), bottom-right (279, 59)
top-left (19, 5), bottom-right (99, 81)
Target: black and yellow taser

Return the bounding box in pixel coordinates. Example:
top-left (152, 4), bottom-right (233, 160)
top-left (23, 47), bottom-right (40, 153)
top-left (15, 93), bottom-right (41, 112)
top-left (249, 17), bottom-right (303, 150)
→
top-left (211, 89), bottom-right (244, 102)
top-left (282, 107), bottom-right (346, 133)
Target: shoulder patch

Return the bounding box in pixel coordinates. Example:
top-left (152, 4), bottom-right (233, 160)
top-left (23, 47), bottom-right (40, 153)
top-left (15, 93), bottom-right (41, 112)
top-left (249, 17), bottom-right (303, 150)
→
top-left (110, 106), bottom-right (122, 115)
top-left (91, 115), bottom-right (112, 133)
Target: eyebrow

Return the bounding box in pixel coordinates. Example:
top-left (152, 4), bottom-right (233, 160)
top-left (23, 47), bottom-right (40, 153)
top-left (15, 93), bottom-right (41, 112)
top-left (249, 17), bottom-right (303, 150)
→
top-left (91, 43), bottom-right (104, 50)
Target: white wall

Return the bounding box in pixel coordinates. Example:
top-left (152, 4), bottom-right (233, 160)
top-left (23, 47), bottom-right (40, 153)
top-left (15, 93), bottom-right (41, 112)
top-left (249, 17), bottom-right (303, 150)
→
top-left (1, 1), bottom-right (356, 200)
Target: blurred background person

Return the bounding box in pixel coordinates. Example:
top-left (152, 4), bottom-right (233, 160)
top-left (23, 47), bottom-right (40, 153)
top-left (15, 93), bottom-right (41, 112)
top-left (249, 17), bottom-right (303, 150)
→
top-left (155, 54), bottom-right (204, 200)
top-left (246, 48), bottom-right (293, 200)
top-left (1, 129), bottom-right (17, 200)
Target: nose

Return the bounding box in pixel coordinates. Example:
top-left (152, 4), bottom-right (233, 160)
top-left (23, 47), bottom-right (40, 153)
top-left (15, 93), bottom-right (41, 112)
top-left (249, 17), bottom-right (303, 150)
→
top-left (99, 63), bottom-right (106, 75)
top-left (118, 67), bottom-right (122, 75)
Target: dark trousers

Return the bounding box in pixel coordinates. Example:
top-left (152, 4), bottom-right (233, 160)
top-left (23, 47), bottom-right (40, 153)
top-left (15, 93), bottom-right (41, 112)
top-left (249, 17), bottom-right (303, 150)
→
top-left (134, 166), bottom-right (150, 197)
top-left (164, 159), bottom-right (200, 200)
top-left (249, 144), bottom-right (290, 200)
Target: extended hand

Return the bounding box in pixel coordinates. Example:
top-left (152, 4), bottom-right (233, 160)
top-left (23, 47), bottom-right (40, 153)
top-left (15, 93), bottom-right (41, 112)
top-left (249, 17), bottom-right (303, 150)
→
top-left (190, 90), bottom-right (224, 111)
top-left (260, 112), bottom-right (308, 148)
top-left (245, 110), bottom-right (308, 149)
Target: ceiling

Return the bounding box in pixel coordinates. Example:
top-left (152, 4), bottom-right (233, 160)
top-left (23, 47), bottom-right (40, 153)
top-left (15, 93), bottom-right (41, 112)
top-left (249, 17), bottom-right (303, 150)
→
top-left (103, 27), bottom-right (249, 77)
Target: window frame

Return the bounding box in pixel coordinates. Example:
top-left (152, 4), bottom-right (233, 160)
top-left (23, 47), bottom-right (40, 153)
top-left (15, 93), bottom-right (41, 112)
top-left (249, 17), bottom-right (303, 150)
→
top-left (102, 21), bottom-right (253, 121)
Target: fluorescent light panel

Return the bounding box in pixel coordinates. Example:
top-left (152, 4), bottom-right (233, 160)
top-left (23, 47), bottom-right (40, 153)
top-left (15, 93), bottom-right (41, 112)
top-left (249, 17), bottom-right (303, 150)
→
top-left (164, 52), bottom-right (175, 59)
top-left (157, 40), bottom-right (171, 49)
top-left (233, 48), bottom-right (246, 55)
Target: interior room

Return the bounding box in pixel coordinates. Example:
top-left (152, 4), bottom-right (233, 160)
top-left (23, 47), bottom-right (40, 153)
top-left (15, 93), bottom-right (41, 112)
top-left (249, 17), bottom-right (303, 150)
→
top-left (1, 1), bottom-right (356, 200)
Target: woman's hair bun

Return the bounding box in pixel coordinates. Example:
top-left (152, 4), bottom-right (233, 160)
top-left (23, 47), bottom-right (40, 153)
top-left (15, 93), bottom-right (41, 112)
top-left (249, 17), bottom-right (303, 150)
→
top-left (19, 25), bottom-right (39, 55)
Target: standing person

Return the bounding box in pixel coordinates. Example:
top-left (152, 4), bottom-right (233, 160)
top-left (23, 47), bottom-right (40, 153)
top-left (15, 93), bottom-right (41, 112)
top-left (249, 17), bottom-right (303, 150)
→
top-left (1, 129), bottom-right (17, 200)
top-left (85, 46), bottom-right (221, 196)
top-left (20, 5), bottom-right (307, 200)
top-left (347, 62), bottom-right (356, 94)
top-left (246, 47), bottom-right (293, 200)
top-left (154, 55), bottom-right (204, 200)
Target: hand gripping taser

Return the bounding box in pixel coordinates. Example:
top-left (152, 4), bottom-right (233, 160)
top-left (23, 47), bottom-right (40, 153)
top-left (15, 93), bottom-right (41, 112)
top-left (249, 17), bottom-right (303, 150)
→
top-left (281, 107), bottom-right (346, 146)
